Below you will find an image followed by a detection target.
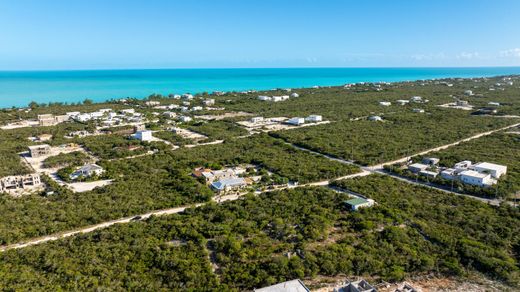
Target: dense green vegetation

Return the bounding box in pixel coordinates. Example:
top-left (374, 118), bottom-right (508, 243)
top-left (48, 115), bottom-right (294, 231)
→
top-left (187, 120), bottom-right (249, 141)
top-left (154, 130), bottom-right (195, 146)
top-left (0, 152), bottom-right (213, 245)
top-left (170, 134), bottom-right (360, 183)
top-left (0, 133), bottom-right (356, 244)
top-left (42, 151), bottom-right (90, 169)
top-left (2, 175), bottom-right (519, 290)
top-left (272, 110), bottom-right (517, 165)
top-left (330, 176), bottom-right (520, 285)
top-left (79, 134), bottom-right (153, 159)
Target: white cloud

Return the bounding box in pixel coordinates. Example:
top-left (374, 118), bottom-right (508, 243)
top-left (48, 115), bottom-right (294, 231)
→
top-left (456, 52), bottom-right (480, 60)
top-left (500, 48), bottom-right (520, 58)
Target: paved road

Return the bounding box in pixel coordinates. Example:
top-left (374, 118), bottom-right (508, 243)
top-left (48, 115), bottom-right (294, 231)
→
top-left (285, 122), bottom-right (520, 205)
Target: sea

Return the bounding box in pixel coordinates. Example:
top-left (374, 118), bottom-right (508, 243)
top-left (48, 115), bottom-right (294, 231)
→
top-left (1, 67), bottom-right (520, 109)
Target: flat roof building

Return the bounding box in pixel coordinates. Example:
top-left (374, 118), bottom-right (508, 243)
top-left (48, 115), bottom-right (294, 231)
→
top-left (472, 162), bottom-right (507, 179)
top-left (345, 198), bottom-right (375, 211)
top-left (459, 170), bottom-right (494, 187)
top-left (255, 279), bottom-right (310, 292)
top-left (28, 144), bottom-right (51, 158)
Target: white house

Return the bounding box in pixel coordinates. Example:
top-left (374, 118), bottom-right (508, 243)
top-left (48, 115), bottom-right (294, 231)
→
top-left (408, 163), bottom-right (429, 173)
top-left (120, 108), bottom-right (136, 115)
top-left (459, 170), bottom-right (495, 187)
top-left (441, 168), bottom-right (458, 180)
top-left (163, 111), bottom-right (177, 118)
top-left (379, 101), bottom-right (392, 106)
top-left (305, 115), bottom-right (322, 123)
top-left (464, 90), bottom-right (474, 96)
top-left (134, 130), bottom-right (153, 142)
top-left (419, 170), bottom-right (438, 178)
top-left (250, 117), bottom-right (264, 123)
top-left (410, 96), bottom-right (423, 102)
top-left (182, 94), bottom-right (194, 100)
top-left (210, 178), bottom-right (248, 193)
top-left (286, 117), bottom-right (305, 126)
top-left (368, 115), bottom-right (382, 121)
top-left (472, 162), bottom-right (507, 179)
top-left (179, 116), bottom-right (192, 122)
top-left (258, 95), bottom-right (272, 101)
top-left (290, 93), bottom-right (299, 98)
top-left (70, 164), bottom-right (104, 180)
top-left (454, 160), bottom-right (472, 170)
top-left (345, 198), bottom-right (375, 211)
top-left (66, 111), bottom-right (81, 118)
top-left (412, 108), bottom-right (425, 113)
top-left (145, 101), bottom-right (161, 106)
top-left (74, 113), bottom-right (93, 122)
top-left (396, 99), bottom-right (410, 105)
top-left (203, 99), bottom-right (215, 106)
top-left (191, 106), bottom-right (203, 111)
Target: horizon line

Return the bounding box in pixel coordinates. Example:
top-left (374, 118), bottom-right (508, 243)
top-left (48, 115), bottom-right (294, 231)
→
top-left (2, 65), bottom-right (520, 72)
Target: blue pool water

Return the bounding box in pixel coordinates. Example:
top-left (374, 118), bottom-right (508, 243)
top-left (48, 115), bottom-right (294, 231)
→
top-left (1, 67), bottom-right (520, 108)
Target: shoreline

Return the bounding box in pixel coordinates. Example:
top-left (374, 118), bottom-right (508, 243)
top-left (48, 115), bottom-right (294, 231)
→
top-left (1, 68), bottom-right (520, 109)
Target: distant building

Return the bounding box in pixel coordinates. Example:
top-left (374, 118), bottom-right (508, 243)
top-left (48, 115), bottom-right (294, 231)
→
top-left (419, 170), bottom-right (438, 178)
top-left (368, 115), bottom-right (382, 121)
top-left (203, 99), bottom-right (215, 106)
top-left (182, 94), bottom-right (194, 100)
top-left (250, 117), bottom-right (264, 123)
top-left (134, 130), bottom-right (153, 142)
top-left (408, 163), bottom-right (429, 173)
top-left (464, 90), bottom-right (474, 96)
top-left (305, 115), bottom-right (322, 123)
top-left (379, 101), bottom-right (391, 106)
top-left (344, 198), bottom-right (375, 211)
top-left (179, 116), bottom-right (192, 122)
top-left (290, 93), bottom-right (299, 98)
top-left (472, 162), bottom-right (507, 179)
top-left (459, 170), bottom-right (494, 187)
top-left (258, 95), bottom-right (272, 101)
top-left (333, 279), bottom-right (377, 292)
top-left (0, 174), bottom-right (42, 194)
top-left (410, 96), bottom-right (423, 102)
top-left (28, 144), bottom-right (51, 158)
top-left (286, 117), bottom-right (305, 126)
top-left (422, 157), bottom-right (439, 165)
top-left (412, 108), bottom-right (425, 113)
top-left (440, 168), bottom-right (459, 180)
top-left (396, 99), bottom-right (410, 105)
top-left (255, 279), bottom-right (310, 292)
top-left (70, 164), bottom-right (104, 180)
top-left (120, 108), bottom-right (136, 115)
top-left (456, 100), bottom-right (469, 106)
top-left (454, 160), bottom-right (472, 170)
top-left (211, 178), bottom-right (248, 193)
top-left (145, 101), bottom-right (161, 106)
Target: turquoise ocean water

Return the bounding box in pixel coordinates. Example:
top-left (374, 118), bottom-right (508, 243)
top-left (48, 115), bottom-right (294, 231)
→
top-left (1, 67), bottom-right (520, 108)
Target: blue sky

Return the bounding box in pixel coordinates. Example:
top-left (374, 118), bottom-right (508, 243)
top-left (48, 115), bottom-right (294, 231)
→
top-left (1, 0), bottom-right (519, 70)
